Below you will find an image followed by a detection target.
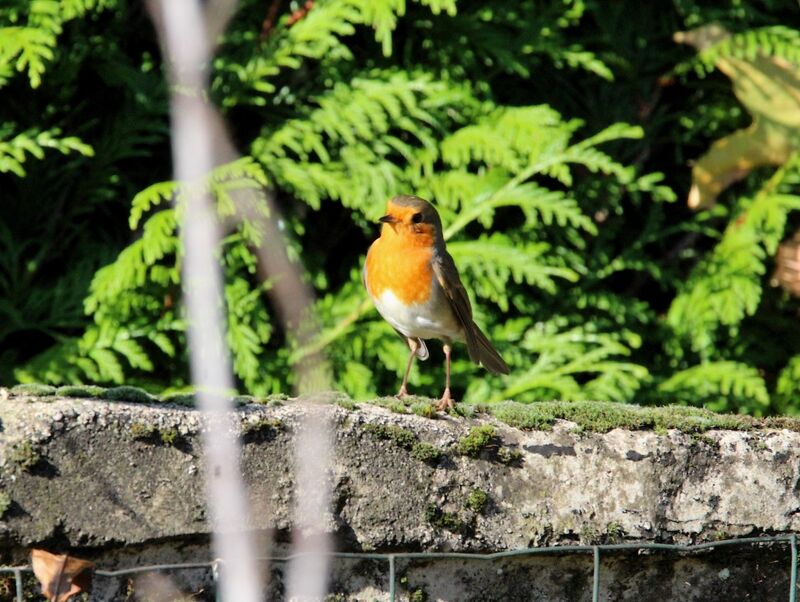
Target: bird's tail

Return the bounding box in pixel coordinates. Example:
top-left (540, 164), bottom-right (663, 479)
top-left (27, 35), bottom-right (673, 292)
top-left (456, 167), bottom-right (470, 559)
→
top-left (464, 322), bottom-right (510, 375)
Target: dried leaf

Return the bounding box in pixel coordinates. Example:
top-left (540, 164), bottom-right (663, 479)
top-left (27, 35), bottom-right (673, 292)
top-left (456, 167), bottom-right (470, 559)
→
top-left (30, 549), bottom-right (93, 602)
top-left (676, 25), bottom-right (800, 208)
top-left (773, 230), bottom-right (800, 296)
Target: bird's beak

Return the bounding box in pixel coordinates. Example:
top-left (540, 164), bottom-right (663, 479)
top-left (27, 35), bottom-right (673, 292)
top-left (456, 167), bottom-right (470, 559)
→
top-left (379, 215), bottom-right (398, 224)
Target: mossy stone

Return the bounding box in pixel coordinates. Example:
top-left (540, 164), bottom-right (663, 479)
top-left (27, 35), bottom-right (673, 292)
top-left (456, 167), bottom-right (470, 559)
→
top-left (411, 442), bottom-right (443, 463)
top-left (8, 441), bottom-right (40, 471)
top-left (56, 385), bottom-right (106, 398)
top-left (456, 425), bottom-right (496, 457)
top-left (105, 386), bottom-right (155, 404)
top-left (466, 489), bottom-right (489, 513)
top-left (11, 383), bottom-right (56, 397)
top-left (362, 423), bottom-right (417, 449)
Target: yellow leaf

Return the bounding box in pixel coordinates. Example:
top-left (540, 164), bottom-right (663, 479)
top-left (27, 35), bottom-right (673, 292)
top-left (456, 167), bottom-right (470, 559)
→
top-left (675, 25), bottom-right (800, 208)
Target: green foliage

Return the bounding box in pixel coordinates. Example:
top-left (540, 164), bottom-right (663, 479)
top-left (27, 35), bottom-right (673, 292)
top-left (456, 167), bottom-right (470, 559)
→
top-left (658, 361), bottom-right (770, 414)
top-left (4, 0), bottom-right (800, 417)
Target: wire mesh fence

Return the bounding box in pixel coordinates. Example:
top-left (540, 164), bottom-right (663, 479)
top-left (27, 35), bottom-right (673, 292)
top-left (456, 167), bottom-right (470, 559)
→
top-left (1, 534), bottom-right (797, 602)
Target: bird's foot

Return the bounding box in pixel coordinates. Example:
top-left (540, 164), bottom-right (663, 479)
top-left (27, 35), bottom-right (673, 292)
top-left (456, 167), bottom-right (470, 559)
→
top-left (396, 385), bottom-right (409, 399)
top-left (436, 388), bottom-right (455, 412)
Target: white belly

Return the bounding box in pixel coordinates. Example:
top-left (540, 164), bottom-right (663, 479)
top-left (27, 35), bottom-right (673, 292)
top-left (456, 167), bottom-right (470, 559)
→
top-left (372, 276), bottom-right (464, 342)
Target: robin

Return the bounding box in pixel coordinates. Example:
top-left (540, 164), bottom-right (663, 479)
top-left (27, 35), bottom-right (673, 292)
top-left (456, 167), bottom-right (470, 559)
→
top-left (364, 195), bottom-right (510, 411)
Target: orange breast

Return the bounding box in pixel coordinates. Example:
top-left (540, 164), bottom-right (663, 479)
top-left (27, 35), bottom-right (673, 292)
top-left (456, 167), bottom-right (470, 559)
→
top-left (366, 230), bottom-right (434, 305)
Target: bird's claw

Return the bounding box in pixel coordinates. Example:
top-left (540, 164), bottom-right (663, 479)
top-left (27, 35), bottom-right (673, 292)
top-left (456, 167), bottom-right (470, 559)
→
top-left (396, 385), bottom-right (409, 399)
top-left (436, 389), bottom-right (455, 412)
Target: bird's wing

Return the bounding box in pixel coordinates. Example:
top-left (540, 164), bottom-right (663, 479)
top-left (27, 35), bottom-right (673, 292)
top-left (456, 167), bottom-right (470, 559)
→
top-left (431, 249), bottom-right (475, 334)
top-left (432, 249), bottom-right (510, 375)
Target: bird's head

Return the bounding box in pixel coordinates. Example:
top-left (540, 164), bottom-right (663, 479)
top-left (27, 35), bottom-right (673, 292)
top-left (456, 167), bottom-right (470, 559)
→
top-left (378, 195), bottom-right (444, 247)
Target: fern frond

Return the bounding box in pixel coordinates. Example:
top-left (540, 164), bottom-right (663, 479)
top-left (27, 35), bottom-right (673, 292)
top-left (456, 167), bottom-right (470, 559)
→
top-left (466, 324), bottom-right (647, 403)
top-left (448, 234), bottom-right (578, 310)
top-left (215, 0), bottom-right (455, 105)
top-left (687, 26), bottom-right (800, 77)
top-left (658, 361), bottom-right (769, 414)
top-left (0, 128), bottom-right (93, 176)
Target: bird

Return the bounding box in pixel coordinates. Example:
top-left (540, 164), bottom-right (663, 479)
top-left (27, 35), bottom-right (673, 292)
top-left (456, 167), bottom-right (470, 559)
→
top-left (363, 194), bottom-right (510, 411)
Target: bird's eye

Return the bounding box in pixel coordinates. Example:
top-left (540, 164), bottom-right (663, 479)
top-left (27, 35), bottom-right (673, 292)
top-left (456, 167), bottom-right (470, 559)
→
top-left (411, 212), bottom-right (423, 224)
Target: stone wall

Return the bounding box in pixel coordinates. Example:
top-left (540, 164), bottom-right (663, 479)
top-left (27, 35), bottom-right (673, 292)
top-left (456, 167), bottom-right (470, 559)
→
top-left (1, 390), bottom-right (799, 600)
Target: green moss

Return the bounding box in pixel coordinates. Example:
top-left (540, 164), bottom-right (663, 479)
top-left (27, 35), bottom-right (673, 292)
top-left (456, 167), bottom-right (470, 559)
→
top-left (487, 402), bottom-right (554, 430)
top-left (352, 398), bottom-right (784, 434)
top-left (410, 589), bottom-right (428, 602)
top-left (251, 393), bottom-right (289, 405)
top-left (456, 425), bottom-right (496, 457)
top-left (424, 504), bottom-right (464, 532)
top-left (453, 404), bottom-right (477, 418)
top-left (242, 418), bottom-right (285, 437)
top-left (477, 400), bottom-right (767, 434)
top-left (55, 385), bottom-right (106, 398)
top-left (362, 423), bottom-right (417, 449)
top-left (130, 421), bottom-right (156, 440)
top-left (8, 441), bottom-right (40, 471)
top-left (411, 402), bottom-right (437, 419)
top-left (163, 393), bottom-right (196, 407)
top-left (159, 428), bottom-right (180, 446)
top-left (11, 383), bottom-right (56, 397)
top-left (231, 395), bottom-right (255, 406)
top-left (411, 442), bottom-right (443, 463)
top-left (466, 489), bottom-right (488, 513)
top-left (372, 396), bottom-right (414, 414)
top-left (606, 521), bottom-right (623, 540)
top-left (335, 397), bottom-right (358, 411)
top-left (0, 490), bottom-right (11, 516)
top-left (105, 386), bottom-right (155, 404)
top-left (130, 421), bottom-right (182, 446)
top-left (497, 446), bottom-right (523, 465)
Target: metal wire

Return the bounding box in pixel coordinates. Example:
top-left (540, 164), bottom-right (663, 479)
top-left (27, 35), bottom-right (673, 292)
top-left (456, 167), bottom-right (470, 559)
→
top-left (592, 546), bottom-right (600, 602)
top-left (2, 536), bottom-right (797, 601)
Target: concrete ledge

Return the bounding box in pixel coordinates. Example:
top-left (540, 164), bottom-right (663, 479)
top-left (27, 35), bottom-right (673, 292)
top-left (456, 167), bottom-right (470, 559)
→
top-left (1, 390), bottom-right (799, 600)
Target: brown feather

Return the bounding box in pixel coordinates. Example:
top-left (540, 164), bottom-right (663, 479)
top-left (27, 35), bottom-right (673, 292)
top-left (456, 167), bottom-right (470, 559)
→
top-left (432, 250), bottom-right (510, 375)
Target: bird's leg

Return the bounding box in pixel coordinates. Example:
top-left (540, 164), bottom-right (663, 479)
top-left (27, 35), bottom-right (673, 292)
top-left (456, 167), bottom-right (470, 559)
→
top-left (436, 343), bottom-right (455, 412)
top-left (397, 339), bottom-right (419, 398)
